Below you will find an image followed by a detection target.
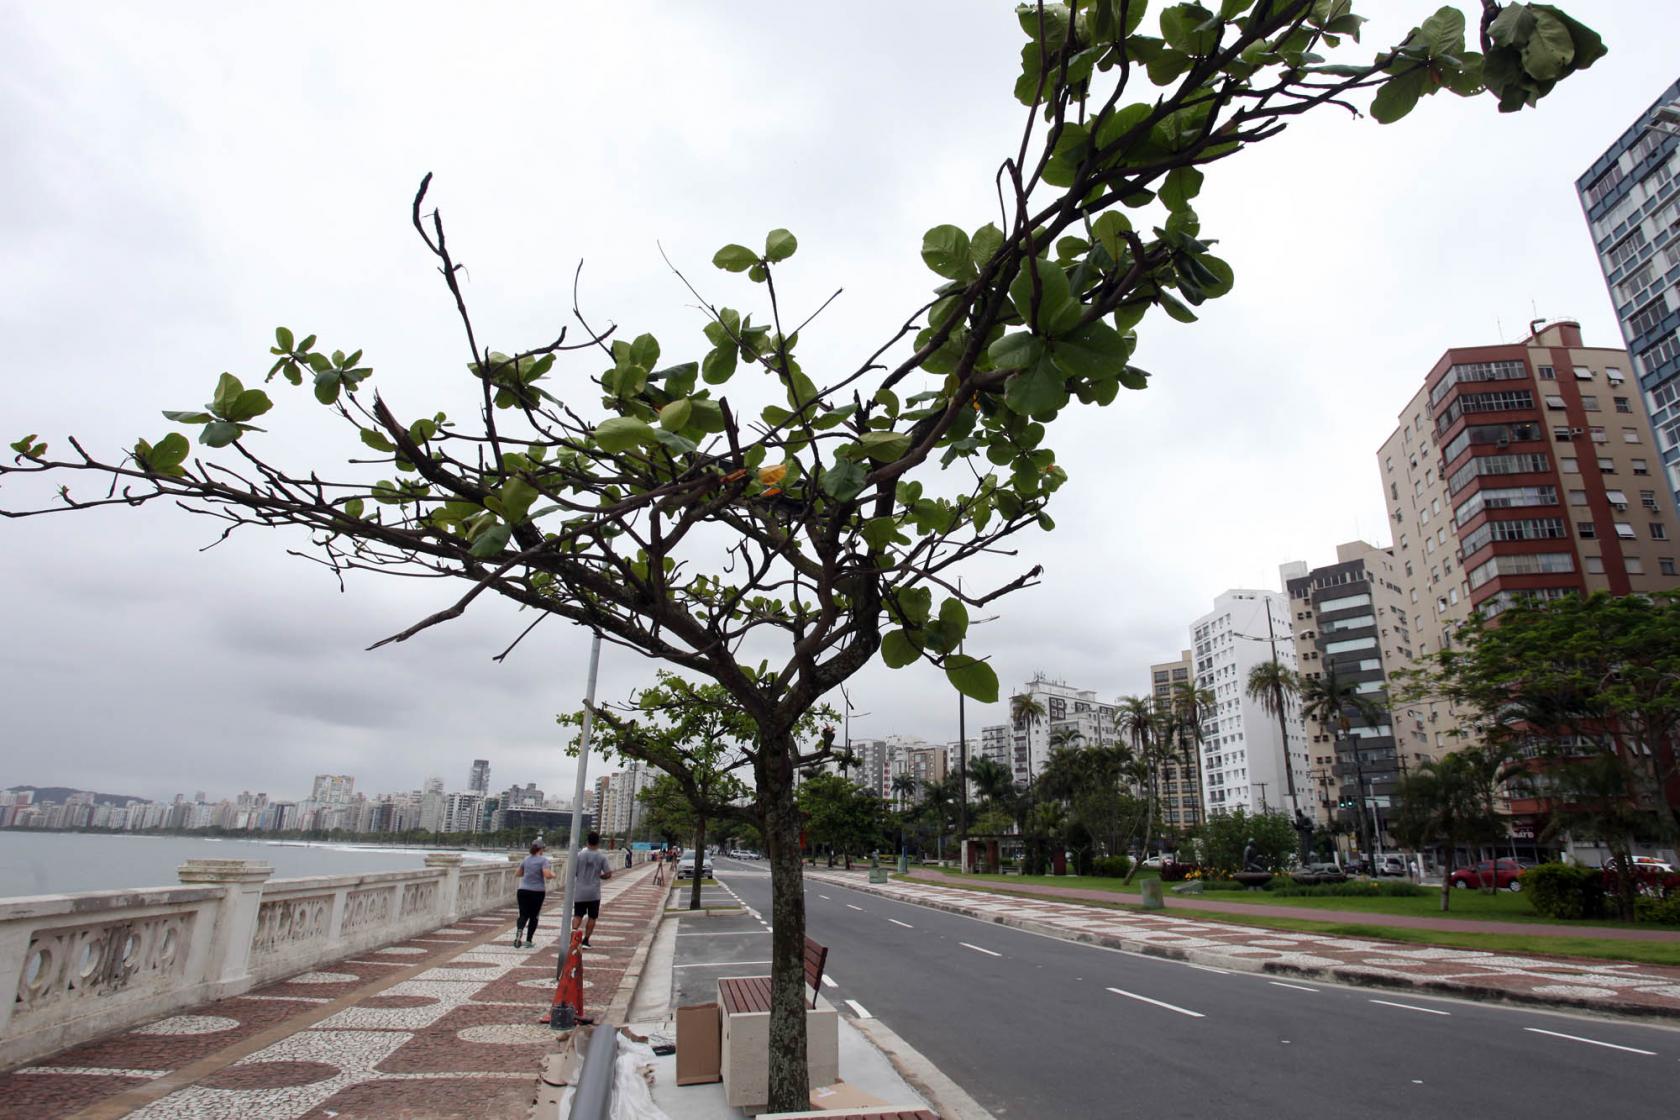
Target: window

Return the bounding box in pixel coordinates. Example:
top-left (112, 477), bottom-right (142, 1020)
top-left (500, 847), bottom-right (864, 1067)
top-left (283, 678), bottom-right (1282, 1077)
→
top-left (1429, 359), bottom-right (1527, 407)
top-left (1461, 517), bottom-right (1567, 555)
top-left (1578, 521), bottom-right (1597, 538)
top-left (1616, 396), bottom-right (1632, 413)
top-left (1626, 556), bottom-right (1645, 575)
top-left (1582, 395), bottom-right (1600, 411)
top-left (1325, 636), bottom-right (1378, 654)
top-left (1615, 523), bottom-right (1637, 539)
top-left (1545, 394), bottom-right (1567, 410)
top-left (1598, 457), bottom-right (1616, 473)
top-left (1562, 456), bottom-right (1580, 473)
top-left (1634, 459), bottom-right (1650, 475)
top-left (1453, 485), bottom-right (1558, 526)
top-left (1661, 558), bottom-right (1677, 576)
top-left (1574, 366), bottom-right (1593, 381)
top-left (1318, 593), bottom-right (1372, 613)
top-left (1586, 555), bottom-right (1606, 574)
top-left (1607, 489), bottom-right (1629, 507)
top-left (1642, 490), bottom-right (1659, 509)
top-left (1448, 452), bottom-right (1550, 494)
top-left (1623, 427), bottom-right (1642, 443)
top-left (1435, 389), bottom-right (1536, 432)
top-left (1568, 489), bottom-right (1589, 505)
top-left (1629, 297), bottom-right (1669, 338)
top-left (1591, 426), bottom-right (1608, 443)
top-left (1654, 523), bottom-right (1670, 541)
top-left (1607, 366), bottom-right (1624, 385)
top-left (1466, 551), bottom-right (1575, 590)
top-left (1554, 427), bottom-right (1575, 442)
top-left (1538, 364), bottom-right (1556, 380)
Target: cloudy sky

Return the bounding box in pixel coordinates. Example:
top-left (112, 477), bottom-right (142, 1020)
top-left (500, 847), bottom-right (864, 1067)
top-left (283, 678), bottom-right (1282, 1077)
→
top-left (2, 2), bottom-right (1673, 806)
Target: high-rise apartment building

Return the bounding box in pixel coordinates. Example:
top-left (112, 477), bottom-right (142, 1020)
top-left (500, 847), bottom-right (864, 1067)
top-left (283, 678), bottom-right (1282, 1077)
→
top-left (983, 676), bottom-right (1120, 787)
top-left (1148, 651), bottom-right (1202, 830)
top-left (1381, 322), bottom-right (1680, 633)
top-left (1189, 590), bottom-right (1308, 818)
top-left (310, 774), bottom-right (354, 804)
top-left (1281, 542), bottom-right (1422, 847)
top-left (1576, 80), bottom-right (1680, 503)
top-left (468, 759), bottom-right (491, 794)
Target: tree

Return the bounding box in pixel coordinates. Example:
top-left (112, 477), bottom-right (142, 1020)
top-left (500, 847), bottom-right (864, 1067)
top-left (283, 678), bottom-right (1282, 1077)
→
top-left (1, 5), bottom-right (1603, 1106)
top-left (1192, 807), bottom-right (1296, 875)
top-left (1244, 658), bottom-right (1311, 840)
top-left (1115, 694), bottom-right (1162, 880)
top-left (1172, 682), bottom-right (1216, 831)
top-left (1390, 750), bottom-right (1502, 911)
top-left (1296, 666), bottom-right (1387, 858)
top-left (799, 774), bottom-right (886, 869)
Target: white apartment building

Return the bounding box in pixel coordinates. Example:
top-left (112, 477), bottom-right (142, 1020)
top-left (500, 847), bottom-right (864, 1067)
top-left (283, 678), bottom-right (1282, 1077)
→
top-left (442, 791), bottom-right (484, 833)
top-left (310, 774), bottom-right (355, 804)
top-left (1190, 590), bottom-right (1309, 817)
top-left (984, 675), bottom-right (1120, 787)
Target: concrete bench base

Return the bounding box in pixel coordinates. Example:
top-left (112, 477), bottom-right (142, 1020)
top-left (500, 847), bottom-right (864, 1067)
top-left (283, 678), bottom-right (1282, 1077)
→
top-left (719, 992), bottom-right (839, 1110)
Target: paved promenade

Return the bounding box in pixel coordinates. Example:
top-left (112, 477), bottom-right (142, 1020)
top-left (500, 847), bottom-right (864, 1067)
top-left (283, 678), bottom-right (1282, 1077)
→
top-left (905, 868), bottom-right (1680, 941)
top-left (3, 863), bottom-right (665, 1120)
top-left (827, 870), bottom-right (1680, 1021)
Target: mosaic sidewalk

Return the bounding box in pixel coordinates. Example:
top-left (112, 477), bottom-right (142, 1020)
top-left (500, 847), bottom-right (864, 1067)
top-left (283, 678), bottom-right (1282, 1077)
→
top-left (814, 870), bottom-right (1680, 1021)
top-left (2, 864), bottom-right (667, 1120)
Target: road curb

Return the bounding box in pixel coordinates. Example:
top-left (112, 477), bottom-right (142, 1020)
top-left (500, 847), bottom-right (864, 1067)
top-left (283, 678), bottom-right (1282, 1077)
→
top-left (815, 875), bottom-right (1680, 1027)
top-left (603, 867), bottom-right (669, 1024)
top-left (850, 1016), bottom-right (998, 1120)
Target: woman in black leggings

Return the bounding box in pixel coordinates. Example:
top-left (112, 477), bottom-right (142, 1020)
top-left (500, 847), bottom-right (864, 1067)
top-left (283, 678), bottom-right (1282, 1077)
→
top-left (514, 840), bottom-right (555, 947)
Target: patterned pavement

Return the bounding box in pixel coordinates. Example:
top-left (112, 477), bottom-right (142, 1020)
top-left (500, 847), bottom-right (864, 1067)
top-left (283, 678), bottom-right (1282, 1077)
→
top-left (2, 864), bottom-right (667, 1120)
top-left (813, 870), bottom-right (1680, 1021)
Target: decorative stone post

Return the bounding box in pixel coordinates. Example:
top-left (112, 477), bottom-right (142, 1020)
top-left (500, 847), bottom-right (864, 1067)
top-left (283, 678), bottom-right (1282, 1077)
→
top-left (177, 859), bottom-right (273, 997)
top-left (424, 853), bottom-right (464, 924)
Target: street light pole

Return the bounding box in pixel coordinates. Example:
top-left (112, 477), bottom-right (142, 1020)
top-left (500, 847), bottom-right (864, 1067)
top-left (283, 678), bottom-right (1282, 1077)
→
top-left (551, 633), bottom-right (603, 1028)
top-left (1231, 621), bottom-right (1312, 863)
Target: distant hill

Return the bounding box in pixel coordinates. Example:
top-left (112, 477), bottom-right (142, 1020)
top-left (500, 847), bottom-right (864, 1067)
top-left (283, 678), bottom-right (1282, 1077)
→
top-left (6, 785), bottom-right (151, 806)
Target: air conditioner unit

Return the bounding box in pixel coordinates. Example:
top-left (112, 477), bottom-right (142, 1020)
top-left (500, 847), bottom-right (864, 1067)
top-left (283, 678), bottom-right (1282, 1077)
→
top-left (1570, 427), bottom-right (1585, 436)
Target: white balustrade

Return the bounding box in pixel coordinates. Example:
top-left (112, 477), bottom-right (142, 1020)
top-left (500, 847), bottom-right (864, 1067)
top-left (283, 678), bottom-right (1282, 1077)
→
top-left (1, 853), bottom-right (520, 1071)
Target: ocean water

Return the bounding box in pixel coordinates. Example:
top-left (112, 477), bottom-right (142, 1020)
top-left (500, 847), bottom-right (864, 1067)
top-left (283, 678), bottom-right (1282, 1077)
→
top-left (0, 832), bottom-right (511, 898)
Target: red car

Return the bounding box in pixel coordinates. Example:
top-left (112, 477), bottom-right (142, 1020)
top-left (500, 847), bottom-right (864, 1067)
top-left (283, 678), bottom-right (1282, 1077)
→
top-left (1448, 858), bottom-right (1525, 892)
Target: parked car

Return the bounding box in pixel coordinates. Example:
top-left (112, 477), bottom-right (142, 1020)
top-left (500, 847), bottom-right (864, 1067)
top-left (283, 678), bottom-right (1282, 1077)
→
top-left (676, 855), bottom-right (714, 880)
top-left (1448, 858), bottom-right (1525, 891)
top-left (729, 849), bottom-right (761, 861)
top-left (1142, 853), bottom-right (1175, 869)
top-left (1376, 855), bottom-right (1408, 877)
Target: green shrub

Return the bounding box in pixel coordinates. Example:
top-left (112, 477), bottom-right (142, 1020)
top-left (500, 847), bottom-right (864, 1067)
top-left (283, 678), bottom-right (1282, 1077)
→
top-left (1525, 863), bottom-right (1605, 919)
top-left (1269, 880), bottom-right (1429, 898)
top-left (1091, 855), bottom-right (1132, 878)
top-left (1634, 896), bottom-right (1680, 926)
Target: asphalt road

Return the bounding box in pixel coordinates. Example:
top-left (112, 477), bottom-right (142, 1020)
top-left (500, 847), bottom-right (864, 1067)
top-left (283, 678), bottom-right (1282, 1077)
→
top-left (713, 857), bottom-right (1680, 1120)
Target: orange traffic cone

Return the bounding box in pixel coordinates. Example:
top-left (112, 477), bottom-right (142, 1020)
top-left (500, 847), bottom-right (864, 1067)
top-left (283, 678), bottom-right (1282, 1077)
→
top-left (539, 929), bottom-right (589, 1028)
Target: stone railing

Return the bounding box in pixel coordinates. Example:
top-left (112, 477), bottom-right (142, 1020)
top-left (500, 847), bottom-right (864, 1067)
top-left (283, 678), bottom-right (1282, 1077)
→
top-left (1, 853), bottom-right (519, 1071)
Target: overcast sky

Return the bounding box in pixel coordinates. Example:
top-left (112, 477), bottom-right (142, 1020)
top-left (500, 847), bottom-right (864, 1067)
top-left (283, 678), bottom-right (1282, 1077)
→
top-left (2, 2), bottom-right (1673, 805)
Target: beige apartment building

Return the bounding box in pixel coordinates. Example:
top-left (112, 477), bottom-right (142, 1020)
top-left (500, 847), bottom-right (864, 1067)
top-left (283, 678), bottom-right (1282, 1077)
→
top-left (1149, 651), bottom-right (1203, 831)
top-left (1376, 322), bottom-right (1680, 849)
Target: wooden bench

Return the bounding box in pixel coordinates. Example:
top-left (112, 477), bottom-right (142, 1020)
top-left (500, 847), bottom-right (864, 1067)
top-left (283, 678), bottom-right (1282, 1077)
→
top-left (718, 936), bottom-right (839, 1109)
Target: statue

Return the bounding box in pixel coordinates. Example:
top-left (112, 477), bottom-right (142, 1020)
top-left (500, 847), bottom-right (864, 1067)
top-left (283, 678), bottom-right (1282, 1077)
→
top-left (1242, 837), bottom-right (1264, 872)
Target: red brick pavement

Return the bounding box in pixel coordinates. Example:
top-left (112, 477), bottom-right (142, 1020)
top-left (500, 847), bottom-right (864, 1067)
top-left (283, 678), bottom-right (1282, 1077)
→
top-left (0, 864), bottom-right (670, 1120)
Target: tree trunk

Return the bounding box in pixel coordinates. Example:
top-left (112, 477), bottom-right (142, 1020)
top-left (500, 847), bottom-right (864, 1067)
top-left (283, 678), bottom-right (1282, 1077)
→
top-left (689, 817), bottom-right (707, 911)
top-left (1439, 843), bottom-right (1454, 912)
top-left (761, 744), bottom-right (809, 1113)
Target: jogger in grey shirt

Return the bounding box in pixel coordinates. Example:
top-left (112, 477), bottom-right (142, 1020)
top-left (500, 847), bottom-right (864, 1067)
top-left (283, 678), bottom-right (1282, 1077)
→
top-left (569, 831), bottom-right (613, 946)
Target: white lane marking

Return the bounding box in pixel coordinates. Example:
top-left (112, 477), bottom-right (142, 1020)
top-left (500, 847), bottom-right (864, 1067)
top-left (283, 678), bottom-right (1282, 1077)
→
top-left (1269, 981), bottom-right (1320, 993)
top-left (845, 999), bottom-right (873, 1019)
top-left (1523, 1027), bottom-right (1656, 1056)
top-left (672, 960), bottom-right (773, 969)
top-left (1369, 999), bottom-right (1450, 1016)
top-left (960, 942), bottom-right (1001, 957)
top-left (1106, 987), bottom-right (1205, 1018)
top-left (846, 904), bottom-right (864, 911)
top-left (676, 931), bottom-right (770, 937)
top-left (821, 974), bottom-right (837, 988)
top-left (1187, 964), bottom-right (1230, 975)
top-left (819, 895), bottom-right (831, 900)
top-left (888, 918), bottom-right (914, 929)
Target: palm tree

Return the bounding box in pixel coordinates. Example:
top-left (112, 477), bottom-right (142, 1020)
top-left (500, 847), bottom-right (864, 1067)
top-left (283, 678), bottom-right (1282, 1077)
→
top-left (1392, 751), bottom-right (1499, 912)
top-left (1115, 695), bottom-right (1160, 881)
top-left (1294, 666), bottom-right (1387, 861)
top-left (1048, 725), bottom-right (1084, 753)
top-left (965, 757), bottom-right (1014, 810)
top-left (1172, 683), bottom-right (1216, 831)
top-left (889, 772), bottom-right (920, 809)
top-left (1010, 692), bottom-right (1047, 785)
top-left (1245, 660), bottom-right (1305, 810)
top-left (919, 776), bottom-right (957, 862)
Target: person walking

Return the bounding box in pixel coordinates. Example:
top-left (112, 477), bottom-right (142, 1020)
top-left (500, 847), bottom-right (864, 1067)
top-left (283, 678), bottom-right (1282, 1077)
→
top-left (514, 840), bottom-right (555, 948)
top-left (571, 831), bottom-right (613, 947)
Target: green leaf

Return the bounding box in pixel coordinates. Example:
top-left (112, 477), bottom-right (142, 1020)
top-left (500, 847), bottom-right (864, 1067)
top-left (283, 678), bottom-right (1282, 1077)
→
top-left (659, 398), bottom-right (694, 431)
top-left (881, 629), bottom-right (921, 669)
top-left (146, 432), bottom-right (191, 472)
top-left (1091, 211), bottom-right (1131, 263)
top-left (921, 224), bottom-right (975, 280)
top-left (765, 228), bottom-right (798, 262)
top-left (702, 345), bottom-right (737, 385)
top-left (489, 477), bottom-right (538, 523)
top-left (1005, 354), bottom-right (1069, 418)
top-left (819, 459), bottom-right (868, 502)
top-left (211, 372), bottom-right (243, 415)
top-left (861, 516), bottom-right (904, 553)
top-left (360, 428), bottom-right (397, 453)
top-left (970, 222), bottom-right (1005, 267)
top-left (224, 389), bottom-right (273, 423)
top-left (313, 369), bottom-right (342, 405)
top-left (1521, 9), bottom-right (1575, 82)
top-left (938, 597), bottom-right (969, 645)
top-left (161, 411), bottom-right (212, 425)
top-left (858, 430), bottom-right (912, 462)
top-left (594, 417), bottom-right (657, 452)
top-left (1370, 67), bottom-right (1427, 123)
top-left (201, 420), bottom-right (240, 447)
top-left (470, 521), bottom-right (512, 558)
top-left (1008, 257), bottom-right (1080, 335)
top-left (1418, 5), bottom-right (1465, 56)
top-left (343, 497), bottom-right (364, 519)
top-left (712, 244), bottom-right (759, 272)
top-left (988, 331), bottom-right (1045, 371)
top-left (275, 326), bottom-right (294, 351)
top-left (944, 654), bottom-right (1000, 703)
top-left (1050, 321), bottom-right (1128, 379)
top-left (629, 333), bottom-right (660, 371)
top-left (1159, 166), bottom-right (1203, 211)
top-left (1155, 289), bottom-right (1199, 323)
